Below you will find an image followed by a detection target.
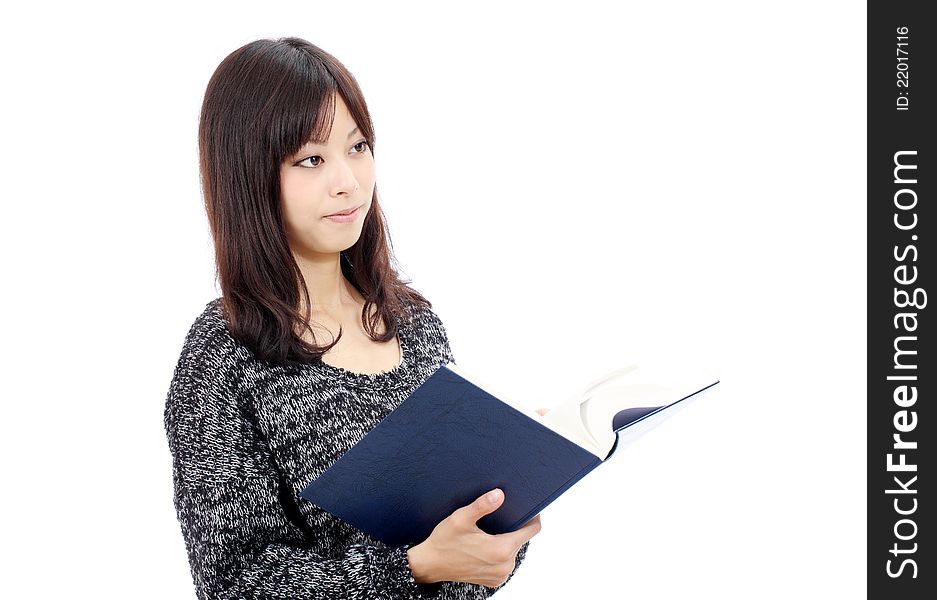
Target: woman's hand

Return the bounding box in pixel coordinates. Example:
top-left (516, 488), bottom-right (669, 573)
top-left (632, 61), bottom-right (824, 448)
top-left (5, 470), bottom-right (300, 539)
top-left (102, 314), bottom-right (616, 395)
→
top-left (406, 488), bottom-right (543, 588)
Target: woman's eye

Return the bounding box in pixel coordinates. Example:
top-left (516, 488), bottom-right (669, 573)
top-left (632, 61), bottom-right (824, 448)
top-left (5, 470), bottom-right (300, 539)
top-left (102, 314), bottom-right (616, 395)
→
top-left (297, 156), bottom-right (323, 168)
top-left (295, 141), bottom-right (369, 168)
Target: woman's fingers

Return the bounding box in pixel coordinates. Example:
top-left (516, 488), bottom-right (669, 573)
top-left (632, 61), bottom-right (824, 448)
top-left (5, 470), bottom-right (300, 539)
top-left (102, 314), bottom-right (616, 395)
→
top-left (499, 514), bottom-right (542, 548)
top-left (457, 488), bottom-right (505, 527)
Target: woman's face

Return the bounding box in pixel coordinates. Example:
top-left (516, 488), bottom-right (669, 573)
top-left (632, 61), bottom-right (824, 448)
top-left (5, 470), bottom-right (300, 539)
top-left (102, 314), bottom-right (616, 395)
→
top-left (279, 93), bottom-right (375, 260)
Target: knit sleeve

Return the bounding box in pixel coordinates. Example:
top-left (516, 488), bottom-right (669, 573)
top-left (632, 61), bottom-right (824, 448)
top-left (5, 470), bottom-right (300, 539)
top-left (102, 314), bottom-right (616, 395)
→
top-left (164, 323), bottom-right (440, 600)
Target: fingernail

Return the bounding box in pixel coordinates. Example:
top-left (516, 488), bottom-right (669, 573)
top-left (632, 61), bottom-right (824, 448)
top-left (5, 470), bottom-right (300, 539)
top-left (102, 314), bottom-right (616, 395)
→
top-left (487, 489), bottom-right (502, 502)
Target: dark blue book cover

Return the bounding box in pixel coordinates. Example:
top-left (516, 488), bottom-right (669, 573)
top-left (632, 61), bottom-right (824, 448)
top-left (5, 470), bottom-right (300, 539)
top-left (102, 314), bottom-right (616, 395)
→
top-left (298, 363), bottom-right (718, 547)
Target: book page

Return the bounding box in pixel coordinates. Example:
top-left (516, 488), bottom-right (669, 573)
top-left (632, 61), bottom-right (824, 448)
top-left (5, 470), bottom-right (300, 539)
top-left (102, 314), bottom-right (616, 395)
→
top-left (532, 364), bottom-right (646, 456)
top-left (539, 362), bottom-right (719, 458)
top-left (580, 382), bottom-right (682, 457)
top-left (533, 390), bottom-right (603, 456)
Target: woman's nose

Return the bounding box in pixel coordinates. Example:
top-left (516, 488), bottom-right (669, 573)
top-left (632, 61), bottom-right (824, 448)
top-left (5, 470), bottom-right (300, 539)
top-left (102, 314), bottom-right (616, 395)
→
top-left (331, 162), bottom-right (359, 196)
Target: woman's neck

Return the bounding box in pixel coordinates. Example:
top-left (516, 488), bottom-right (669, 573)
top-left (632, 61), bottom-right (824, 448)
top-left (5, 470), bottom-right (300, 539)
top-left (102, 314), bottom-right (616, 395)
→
top-left (292, 251), bottom-right (361, 310)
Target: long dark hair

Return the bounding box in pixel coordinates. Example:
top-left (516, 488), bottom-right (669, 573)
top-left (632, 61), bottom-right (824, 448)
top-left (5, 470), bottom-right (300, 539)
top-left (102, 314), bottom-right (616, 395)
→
top-left (198, 37), bottom-right (429, 368)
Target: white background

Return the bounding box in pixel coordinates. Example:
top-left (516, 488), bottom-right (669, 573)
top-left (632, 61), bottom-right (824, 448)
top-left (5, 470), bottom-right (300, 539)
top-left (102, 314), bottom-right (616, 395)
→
top-left (1, 1), bottom-right (865, 598)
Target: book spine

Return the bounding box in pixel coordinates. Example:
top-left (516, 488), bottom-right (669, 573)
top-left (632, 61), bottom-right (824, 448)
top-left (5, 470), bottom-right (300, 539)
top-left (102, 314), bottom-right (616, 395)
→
top-left (505, 457), bottom-right (604, 531)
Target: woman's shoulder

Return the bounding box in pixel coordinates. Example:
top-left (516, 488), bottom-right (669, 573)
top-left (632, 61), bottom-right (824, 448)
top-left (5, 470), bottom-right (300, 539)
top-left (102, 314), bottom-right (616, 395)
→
top-left (399, 294), bottom-right (454, 362)
top-left (166, 298), bottom-right (249, 411)
top-left (178, 297), bottom-right (241, 362)
top-left (399, 293), bottom-right (444, 328)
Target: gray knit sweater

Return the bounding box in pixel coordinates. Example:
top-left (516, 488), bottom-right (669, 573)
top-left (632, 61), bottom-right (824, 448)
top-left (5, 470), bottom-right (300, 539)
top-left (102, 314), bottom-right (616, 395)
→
top-left (164, 297), bottom-right (529, 599)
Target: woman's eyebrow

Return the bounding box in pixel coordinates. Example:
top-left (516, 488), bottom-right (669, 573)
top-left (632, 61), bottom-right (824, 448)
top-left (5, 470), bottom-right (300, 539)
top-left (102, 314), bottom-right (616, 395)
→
top-left (305, 126), bottom-right (360, 147)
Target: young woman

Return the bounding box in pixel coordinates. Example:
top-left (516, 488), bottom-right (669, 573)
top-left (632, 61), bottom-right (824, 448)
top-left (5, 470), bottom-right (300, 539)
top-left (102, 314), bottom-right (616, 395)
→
top-left (164, 37), bottom-right (542, 599)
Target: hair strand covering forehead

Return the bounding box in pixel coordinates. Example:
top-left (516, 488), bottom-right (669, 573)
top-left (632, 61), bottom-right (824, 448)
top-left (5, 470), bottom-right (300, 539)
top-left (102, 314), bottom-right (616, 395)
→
top-left (267, 42), bottom-right (341, 162)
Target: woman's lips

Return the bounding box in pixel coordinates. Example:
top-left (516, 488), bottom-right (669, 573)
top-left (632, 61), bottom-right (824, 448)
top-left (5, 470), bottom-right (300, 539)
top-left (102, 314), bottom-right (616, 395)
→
top-left (324, 206), bottom-right (360, 223)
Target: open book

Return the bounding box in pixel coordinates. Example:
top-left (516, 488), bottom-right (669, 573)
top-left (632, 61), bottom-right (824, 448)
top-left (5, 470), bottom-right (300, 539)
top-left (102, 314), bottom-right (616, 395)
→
top-left (299, 362), bottom-right (719, 547)
top-left (446, 362), bottom-right (716, 459)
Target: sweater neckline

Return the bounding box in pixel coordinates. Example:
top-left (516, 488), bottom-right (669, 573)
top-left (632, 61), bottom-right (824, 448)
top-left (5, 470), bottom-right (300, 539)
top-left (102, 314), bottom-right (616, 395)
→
top-left (313, 312), bottom-right (413, 386)
top-left (208, 297), bottom-right (419, 389)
